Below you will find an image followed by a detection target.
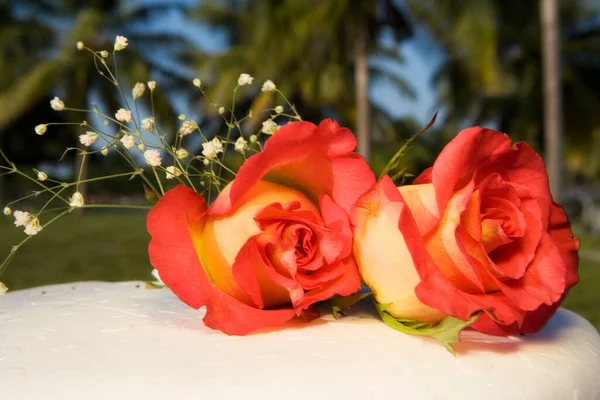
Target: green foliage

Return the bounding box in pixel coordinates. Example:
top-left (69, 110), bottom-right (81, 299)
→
top-left (375, 301), bottom-right (478, 354)
top-left (193, 0), bottom-right (414, 142)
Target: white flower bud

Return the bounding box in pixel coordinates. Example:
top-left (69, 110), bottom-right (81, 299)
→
top-left (114, 35), bottom-right (128, 51)
top-left (35, 124), bottom-right (47, 135)
top-left (115, 108), bottom-right (132, 123)
top-left (76, 41), bottom-right (84, 51)
top-left (132, 82), bottom-right (145, 100)
top-left (142, 117), bottom-right (154, 132)
top-left (37, 171), bottom-right (48, 181)
top-left (50, 96), bottom-right (65, 111)
top-left (218, 107), bottom-right (225, 115)
top-left (3, 206), bottom-right (11, 216)
top-left (237, 73), bottom-right (254, 86)
top-left (147, 81), bottom-right (156, 90)
top-left (100, 50), bottom-right (109, 58)
top-left (120, 134), bottom-right (135, 150)
top-left (201, 137), bottom-right (224, 159)
top-left (165, 166), bottom-right (182, 180)
top-left (193, 78), bottom-right (201, 88)
top-left (261, 119), bottom-right (279, 135)
top-left (175, 148), bottom-right (189, 159)
top-left (137, 143), bottom-right (146, 152)
top-left (249, 134), bottom-right (257, 143)
top-left (101, 147), bottom-right (109, 156)
top-left (261, 80), bottom-right (276, 92)
top-left (234, 137), bottom-right (248, 153)
top-left (69, 192), bottom-right (84, 208)
top-left (178, 114), bottom-right (186, 121)
top-left (79, 131), bottom-right (98, 147)
top-left (203, 158), bottom-right (210, 166)
top-left (143, 149), bottom-right (162, 167)
top-left (24, 217), bottom-right (42, 235)
top-left (275, 105), bottom-right (284, 114)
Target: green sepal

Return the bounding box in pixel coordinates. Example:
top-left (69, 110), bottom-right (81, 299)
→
top-left (145, 281), bottom-right (167, 290)
top-left (143, 184), bottom-right (159, 205)
top-left (374, 301), bottom-right (478, 355)
top-left (329, 291), bottom-right (373, 319)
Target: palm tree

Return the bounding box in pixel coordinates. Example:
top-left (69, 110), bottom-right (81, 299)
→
top-left (0, 0), bottom-right (200, 202)
top-left (407, 0), bottom-right (600, 188)
top-left (193, 0), bottom-right (414, 162)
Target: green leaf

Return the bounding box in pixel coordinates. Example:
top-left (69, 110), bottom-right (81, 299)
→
top-left (374, 300), bottom-right (478, 355)
top-left (144, 281), bottom-right (167, 290)
top-left (378, 111), bottom-right (438, 180)
top-left (329, 291), bottom-right (373, 319)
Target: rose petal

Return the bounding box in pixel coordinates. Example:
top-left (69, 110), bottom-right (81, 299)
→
top-left (397, 183), bottom-right (439, 236)
top-left (148, 185), bottom-right (297, 335)
top-left (352, 177), bottom-right (446, 322)
top-left (209, 119), bottom-right (375, 215)
top-left (415, 127), bottom-right (551, 229)
top-left (423, 179), bottom-right (487, 294)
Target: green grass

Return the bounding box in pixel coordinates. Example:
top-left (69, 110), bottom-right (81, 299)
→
top-left (0, 212), bottom-right (153, 290)
top-left (0, 213), bottom-right (599, 332)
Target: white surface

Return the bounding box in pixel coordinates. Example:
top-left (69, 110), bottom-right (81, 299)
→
top-left (1, 281), bottom-right (599, 400)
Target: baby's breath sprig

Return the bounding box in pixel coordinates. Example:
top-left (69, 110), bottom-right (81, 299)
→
top-left (0, 36), bottom-right (304, 287)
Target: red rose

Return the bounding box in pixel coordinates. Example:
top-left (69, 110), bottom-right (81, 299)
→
top-left (352, 127), bottom-right (579, 335)
top-left (148, 120), bottom-right (375, 335)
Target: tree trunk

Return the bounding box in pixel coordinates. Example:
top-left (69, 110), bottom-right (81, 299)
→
top-left (354, 28), bottom-right (371, 163)
top-left (540, 0), bottom-right (563, 199)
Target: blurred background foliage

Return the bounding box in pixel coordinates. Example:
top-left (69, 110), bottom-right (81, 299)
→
top-left (1, 0), bottom-right (600, 330)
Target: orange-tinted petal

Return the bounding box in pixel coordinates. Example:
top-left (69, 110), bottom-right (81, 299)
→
top-left (209, 119), bottom-right (375, 216)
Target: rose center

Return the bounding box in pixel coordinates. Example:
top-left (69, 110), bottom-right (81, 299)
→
top-left (283, 224), bottom-right (316, 265)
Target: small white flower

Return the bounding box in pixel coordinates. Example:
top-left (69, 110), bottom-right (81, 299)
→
top-left (165, 166), bottom-right (182, 180)
top-left (137, 143), bottom-right (146, 152)
top-left (142, 117), bottom-right (155, 132)
top-left (234, 136), bottom-right (248, 153)
top-left (0, 281), bottom-right (6, 295)
top-left (132, 82), bottom-right (145, 100)
top-left (37, 171), bottom-right (48, 181)
top-left (261, 80), bottom-right (276, 92)
top-left (3, 206), bottom-right (11, 216)
top-left (50, 96), bottom-right (65, 111)
top-left (35, 124), bottom-right (47, 135)
top-left (193, 78), bottom-right (201, 88)
top-left (13, 210), bottom-right (31, 227)
top-left (79, 131), bottom-right (98, 147)
top-left (261, 119), bottom-right (279, 135)
top-left (147, 81), bottom-right (156, 90)
top-left (218, 107), bottom-right (225, 115)
top-left (249, 135), bottom-right (258, 143)
top-left (69, 192), bottom-right (84, 208)
top-left (24, 217), bottom-right (42, 236)
top-left (178, 120), bottom-right (198, 136)
top-left (201, 137), bottom-right (224, 159)
top-left (144, 149), bottom-right (162, 167)
top-left (114, 35), bottom-right (128, 51)
top-left (76, 41), bottom-right (84, 50)
top-left (120, 134), bottom-right (135, 150)
top-left (275, 105), bottom-right (284, 114)
top-left (101, 147), bottom-right (109, 156)
top-left (151, 269), bottom-right (165, 286)
top-left (100, 50), bottom-right (109, 58)
top-left (115, 108), bottom-right (132, 123)
top-left (237, 73), bottom-right (254, 86)
top-left (175, 148), bottom-right (189, 159)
